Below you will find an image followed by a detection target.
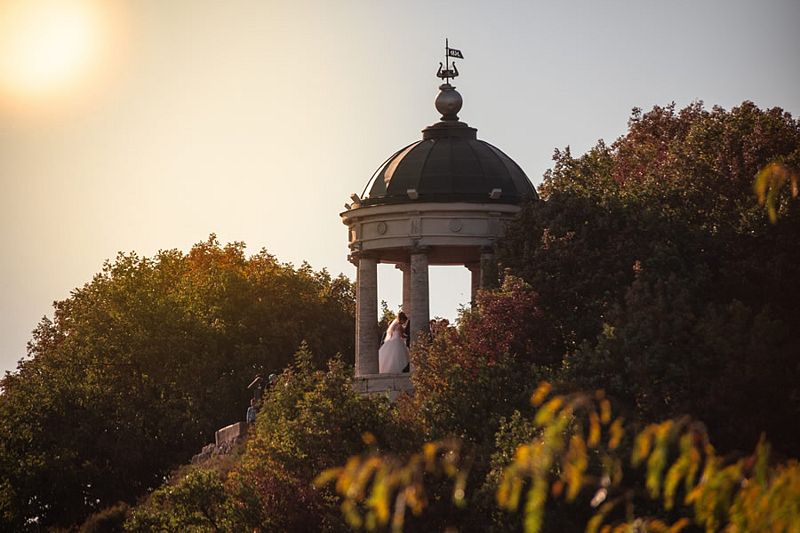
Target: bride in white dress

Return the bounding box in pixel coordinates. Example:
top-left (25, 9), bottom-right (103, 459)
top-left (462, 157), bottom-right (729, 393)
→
top-left (379, 312), bottom-right (409, 373)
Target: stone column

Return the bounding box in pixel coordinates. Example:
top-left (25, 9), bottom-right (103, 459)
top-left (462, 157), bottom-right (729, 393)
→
top-left (480, 247), bottom-right (498, 290)
top-left (356, 254), bottom-right (379, 376)
top-left (466, 263), bottom-right (480, 304)
top-left (409, 250), bottom-right (430, 345)
top-left (395, 263), bottom-right (411, 316)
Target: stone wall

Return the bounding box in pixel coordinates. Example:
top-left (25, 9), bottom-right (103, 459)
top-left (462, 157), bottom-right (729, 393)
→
top-left (191, 421), bottom-right (249, 464)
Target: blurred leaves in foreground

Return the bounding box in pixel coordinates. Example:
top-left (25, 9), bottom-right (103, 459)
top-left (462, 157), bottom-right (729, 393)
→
top-left (315, 437), bottom-right (467, 532)
top-left (322, 383), bottom-right (800, 532)
top-left (754, 162), bottom-right (799, 223)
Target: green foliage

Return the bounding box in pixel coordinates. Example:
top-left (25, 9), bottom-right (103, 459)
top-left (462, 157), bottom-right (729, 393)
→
top-left (488, 410), bottom-right (540, 488)
top-left (126, 468), bottom-right (229, 532)
top-left (241, 344), bottom-right (395, 483)
top-left (379, 300), bottom-right (397, 334)
top-left (78, 502), bottom-right (129, 533)
top-left (323, 384), bottom-right (800, 532)
top-left (502, 101), bottom-right (800, 338)
top-left (0, 236), bottom-right (354, 530)
top-left (497, 384), bottom-right (800, 533)
top-left (127, 343), bottom-right (401, 532)
top-left (570, 279), bottom-right (799, 454)
top-left (229, 346), bottom-right (401, 531)
top-left (498, 102), bottom-right (800, 456)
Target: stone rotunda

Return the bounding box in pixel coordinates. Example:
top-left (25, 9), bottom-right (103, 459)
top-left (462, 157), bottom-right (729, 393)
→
top-left (341, 67), bottom-right (538, 397)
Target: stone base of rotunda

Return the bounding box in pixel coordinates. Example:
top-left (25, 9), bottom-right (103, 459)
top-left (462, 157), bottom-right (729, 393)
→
top-left (353, 373), bottom-right (413, 401)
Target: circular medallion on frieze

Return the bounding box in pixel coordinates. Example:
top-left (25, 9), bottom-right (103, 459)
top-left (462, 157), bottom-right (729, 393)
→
top-left (449, 218), bottom-right (463, 232)
top-left (376, 221), bottom-right (388, 235)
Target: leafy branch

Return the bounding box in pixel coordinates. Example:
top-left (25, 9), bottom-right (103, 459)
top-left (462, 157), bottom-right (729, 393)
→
top-left (754, 161), bottom-right (799, 223)
top-left (499, 383), bottom-right (800, 532)
top-left (320, 383), bottom-right (800, 532)
top-left (315, 435), bottom-right (468, 532)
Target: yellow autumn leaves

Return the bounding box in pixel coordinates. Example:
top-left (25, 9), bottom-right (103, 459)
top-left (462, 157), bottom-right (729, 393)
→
top-left (315, 437), bottom-right (466, 532)
top-left (318, 383), bottom-right (800, 532)
top-left (754, 162), bottom-right (799, 223)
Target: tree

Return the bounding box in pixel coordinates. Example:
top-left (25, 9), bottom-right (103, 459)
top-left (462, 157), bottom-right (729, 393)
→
top-left (321, 383), bottom-right (800, 533)
top-left (497, 101), bottom-right (800, 455)
top-left (125, 468), bottom-right (230, 532)
top-left (405, 276), bottom-right (550, 451)
top-left (0, 236), bottom-right (354, 530)
top-left (127, 343), bottom-right (403, 532)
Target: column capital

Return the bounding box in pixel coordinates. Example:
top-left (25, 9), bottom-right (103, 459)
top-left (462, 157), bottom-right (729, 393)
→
top-left (395, 262), bottom-right (410, 272)
top-left (349, 251), bottom-right (379, 263)
top-left (409, 244), bottom-right (431, 256)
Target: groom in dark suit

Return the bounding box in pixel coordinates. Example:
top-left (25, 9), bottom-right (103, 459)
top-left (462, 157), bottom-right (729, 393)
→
top-left (401, 317), bottom-right (411, 372)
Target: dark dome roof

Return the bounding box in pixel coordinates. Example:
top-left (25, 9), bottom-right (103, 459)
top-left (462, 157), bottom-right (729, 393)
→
top-left (361, 84), bottom-right (538, 206)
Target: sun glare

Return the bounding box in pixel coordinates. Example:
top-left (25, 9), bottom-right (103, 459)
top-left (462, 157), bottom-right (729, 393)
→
top-left (0, 0), bottom-right (120, 112)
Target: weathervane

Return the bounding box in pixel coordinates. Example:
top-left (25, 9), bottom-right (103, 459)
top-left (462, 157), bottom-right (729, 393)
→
top-left (436, 38), bottom-right (463, 84)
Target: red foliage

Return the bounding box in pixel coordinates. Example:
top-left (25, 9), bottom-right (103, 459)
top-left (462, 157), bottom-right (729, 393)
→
top-left (458, 275), bottom-right (555, 366)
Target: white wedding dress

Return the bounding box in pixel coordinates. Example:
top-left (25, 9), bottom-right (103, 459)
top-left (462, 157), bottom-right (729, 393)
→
top-left (379, 319), bottom-right (409, 373)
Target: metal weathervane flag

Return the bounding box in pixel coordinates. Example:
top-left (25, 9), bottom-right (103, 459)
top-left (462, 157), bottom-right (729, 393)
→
top-left (437, 39), bottom-right (463, 83)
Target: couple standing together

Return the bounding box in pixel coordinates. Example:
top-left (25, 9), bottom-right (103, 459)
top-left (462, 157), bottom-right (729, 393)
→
top-left (379, 311), bottom-right (410, 373)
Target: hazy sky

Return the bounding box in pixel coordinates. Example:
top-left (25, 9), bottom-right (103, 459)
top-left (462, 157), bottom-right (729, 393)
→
top-left (1, 0), bottom-right (799, 375)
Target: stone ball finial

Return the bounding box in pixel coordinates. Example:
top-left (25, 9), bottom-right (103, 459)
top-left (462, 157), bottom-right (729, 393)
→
top-left (435, 83), bottom-right (462, 121)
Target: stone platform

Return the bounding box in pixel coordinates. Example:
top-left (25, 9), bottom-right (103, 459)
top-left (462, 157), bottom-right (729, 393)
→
top-left (353, 372), bottom-right (413, 401)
